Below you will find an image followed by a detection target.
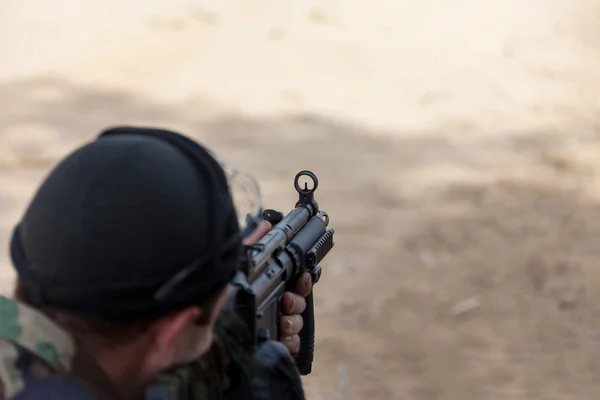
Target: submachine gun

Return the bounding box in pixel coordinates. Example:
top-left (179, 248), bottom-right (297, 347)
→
top-left (232, 169), bottom-right (335, 372)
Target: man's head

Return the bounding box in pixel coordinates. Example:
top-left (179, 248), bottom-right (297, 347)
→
top-left (11, 127), bottom-right (242, 379)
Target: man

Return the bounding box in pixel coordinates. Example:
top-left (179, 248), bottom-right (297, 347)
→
top-left (0, 127), bottom-right (312, 399)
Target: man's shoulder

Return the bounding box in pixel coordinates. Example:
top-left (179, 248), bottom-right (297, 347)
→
top-left (0, 295), bottom-right (78, 399)
top-left (0, 295), bottom-right (75, 371)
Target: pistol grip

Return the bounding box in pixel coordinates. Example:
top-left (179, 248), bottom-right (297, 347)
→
top-left (294, 290), bottom-right (315, 375)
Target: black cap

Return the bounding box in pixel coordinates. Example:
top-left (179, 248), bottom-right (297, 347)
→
top-left (11, 127), bottom-right (241, 321)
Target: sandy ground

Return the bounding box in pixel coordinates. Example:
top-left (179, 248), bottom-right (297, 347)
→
top-left (2, 0), bottom-right (600, 399)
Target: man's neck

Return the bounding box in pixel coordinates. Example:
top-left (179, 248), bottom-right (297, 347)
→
top-left (73, 342), bottom-right (152, 400)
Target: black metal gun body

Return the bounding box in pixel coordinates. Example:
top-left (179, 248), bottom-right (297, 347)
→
top-left (227, 171), bottom-right (334, 375)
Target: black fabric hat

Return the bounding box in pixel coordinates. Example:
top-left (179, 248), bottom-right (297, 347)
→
top-left (11, 126), bottom-right (241, 321)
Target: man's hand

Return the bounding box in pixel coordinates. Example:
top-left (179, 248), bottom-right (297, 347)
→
top-left (279, 272), bottom-right (311, 354)
top-left (242, 220), bottom-right (313, 354)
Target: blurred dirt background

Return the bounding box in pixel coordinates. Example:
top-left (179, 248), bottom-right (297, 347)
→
top-left (2, 1), bottom-right (600, 399)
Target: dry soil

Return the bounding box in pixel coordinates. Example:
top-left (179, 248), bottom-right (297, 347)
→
top-left (2, 1), bottom-right (600, 399)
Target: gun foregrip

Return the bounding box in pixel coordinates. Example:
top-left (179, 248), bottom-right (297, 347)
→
top-left (295, 290), bottom-right (315, 375)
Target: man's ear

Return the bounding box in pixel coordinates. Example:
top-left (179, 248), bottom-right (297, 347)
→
top-left (152, 306), bottom-right (202, 350)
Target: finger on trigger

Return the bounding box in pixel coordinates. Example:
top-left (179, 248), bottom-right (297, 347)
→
top-left (283, 292), bottom-right (306, 315)
top-left (295, 273), bottom-right (313, 297)
top-left (242, 220), bottom-right (272, 245)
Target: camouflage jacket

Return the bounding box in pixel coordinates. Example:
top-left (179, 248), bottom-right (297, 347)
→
top-left (0, 295), bottom-right (80, 399)
top-left (0, 295), bottom-right (254, 400)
